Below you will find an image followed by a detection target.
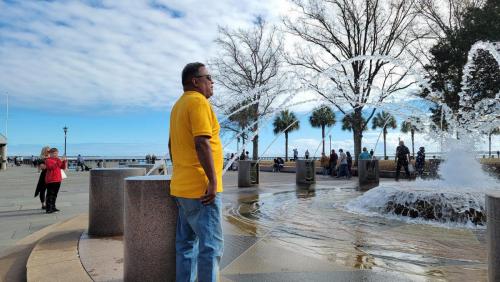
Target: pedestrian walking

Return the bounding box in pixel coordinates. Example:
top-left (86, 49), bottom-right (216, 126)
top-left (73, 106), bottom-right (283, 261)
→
top-left (34, 146), bottom-right (50, 210)
top-left (346, 151), bottom-right (353, 176)
top-left (329, 149), bottom-right (338, 176)
top-left (359, 147), bottom-right (371, 160)
top-left (415, 147), bottom-right (425, 177)
top-left (336, 149), bottom-right (350, 179)
top-left (77, 154), bottom-right (85, 171)
top-left (395, 140), bottom-right (411, 181)
top-left (320, 153), bottom-right (330, 175)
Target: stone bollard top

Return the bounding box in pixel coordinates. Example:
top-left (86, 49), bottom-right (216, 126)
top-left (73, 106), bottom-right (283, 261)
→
top-left (486, 191), bottom-right (500, 198)
top-left (125, 175), bottom-right (172, 181)
top-left (92, 168), bottom-right (147, 171)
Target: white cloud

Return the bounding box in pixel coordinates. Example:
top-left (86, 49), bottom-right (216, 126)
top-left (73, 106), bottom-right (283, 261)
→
top-left (0, 0), bottom-right (289, 111)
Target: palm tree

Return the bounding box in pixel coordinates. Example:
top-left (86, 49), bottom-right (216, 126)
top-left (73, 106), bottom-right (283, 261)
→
top-left (488, 127), bottom-right (500, 157)
top-left (371, 111), bottom-right (397, 160)
top-left (401, 118), bottom-right (421, 158)
top-left (341, 113), bottom-right (368, 163)
top-left (309, 105), bottom-right (336, 155)
top-left (273, 110), bottom-right (300, 161)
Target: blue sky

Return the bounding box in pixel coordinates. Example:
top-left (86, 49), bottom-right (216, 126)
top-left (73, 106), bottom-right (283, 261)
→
top-left (0, 0), bottom-right (497, 157)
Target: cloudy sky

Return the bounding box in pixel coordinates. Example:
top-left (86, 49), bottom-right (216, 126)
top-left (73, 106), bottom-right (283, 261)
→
top-left (0, 0), bottom-right (497, 157)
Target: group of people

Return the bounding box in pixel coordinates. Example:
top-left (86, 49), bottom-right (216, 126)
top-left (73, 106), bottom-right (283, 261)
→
top-left (395, 141), bottom-right (426, 180)
top-left (145, 154), bottom-right (158, 164)
top-left (239, 150), bottom-right (250, 160)
top-left (7, 156), bottom-right (24, 166)
top-left (273, 157), bottom-right (285, 172)
top-left (320, 148), bottom-right (355, 179)
top-left (34, 146), bottom-right (67, 214)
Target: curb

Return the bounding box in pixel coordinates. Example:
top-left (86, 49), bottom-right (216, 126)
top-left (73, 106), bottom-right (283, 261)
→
top-left (26, 214), bottom-right (91, 282)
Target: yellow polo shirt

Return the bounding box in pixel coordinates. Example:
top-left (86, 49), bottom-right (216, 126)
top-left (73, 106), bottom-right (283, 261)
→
top-left (169, 91), bottom-right (223, 198)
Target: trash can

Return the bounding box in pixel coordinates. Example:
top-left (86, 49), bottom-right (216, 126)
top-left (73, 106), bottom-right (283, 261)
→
top-left (238, 160), bottom-right (259, 187)
top-left (296, 159), bottom-right (316, 184)
top-left (357, 159), bottom-right (379, 191)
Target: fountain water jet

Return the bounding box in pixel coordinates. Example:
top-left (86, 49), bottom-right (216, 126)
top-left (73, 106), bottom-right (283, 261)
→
top-left (346, 41), bottom-right (500, 228)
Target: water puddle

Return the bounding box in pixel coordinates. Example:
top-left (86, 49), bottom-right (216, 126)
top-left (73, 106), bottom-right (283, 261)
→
top-left (225, 186), bottom-right (487, 280)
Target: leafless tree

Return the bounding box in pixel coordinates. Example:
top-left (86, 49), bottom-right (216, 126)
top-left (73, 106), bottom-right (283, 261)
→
top-left (284, 0), bottom-right (425, 163)
top-left (417, 0), bottom-right (485, 39)
top-left (211, 17), bottom-right (288, 160)
top-left (410, 0), bottom-right (485, 66)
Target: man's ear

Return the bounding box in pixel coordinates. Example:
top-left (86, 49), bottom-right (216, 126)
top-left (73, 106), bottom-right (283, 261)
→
top-left (192, 78), bottom-right (198, 88)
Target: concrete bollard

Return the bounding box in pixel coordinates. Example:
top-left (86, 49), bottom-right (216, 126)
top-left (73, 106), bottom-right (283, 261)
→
top-left (357, 159), bottom-right (379, 191)
top-left (487, 192), bottom-right (500, 282)
top-left (124, 175), bottom-right (177, 282)
top-left (296, 160), bottom-right (316, 185)
top-left (88, 168), bottom-right (146, 236)
top-left (238, 160), bottom-right (259, 187)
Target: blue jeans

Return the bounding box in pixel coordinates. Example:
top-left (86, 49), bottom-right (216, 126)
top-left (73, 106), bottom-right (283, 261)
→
top-left (175, 194), bottom-right (224, 282)
top-left (337, 164), bottom-right (350, 178)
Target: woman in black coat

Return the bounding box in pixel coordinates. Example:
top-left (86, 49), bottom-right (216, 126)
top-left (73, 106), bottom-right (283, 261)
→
top-left (34, 146), bottom-right (50, 209)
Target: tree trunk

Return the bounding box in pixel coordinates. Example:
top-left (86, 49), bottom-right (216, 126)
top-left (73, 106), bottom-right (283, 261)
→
top-left (252, 134), bottom-right (258, 160)
top-left (285, 131), bottom-right (289, 162)
top-left (321, 125), bottom-right (325, 156)
top-left (411, 130), bottom-right (415, 158)
top-left (252, 104), bottom-right (259, 160)
top-left (489, 133), bottom-right (492, 157)
top-left (352, 109), bottom-right (363, 166)
top-left (383, 130), bottom-right (387, 160)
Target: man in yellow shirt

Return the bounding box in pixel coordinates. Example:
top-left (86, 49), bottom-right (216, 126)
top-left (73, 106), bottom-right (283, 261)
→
top-left (169, 62), bottom-right (223, 282)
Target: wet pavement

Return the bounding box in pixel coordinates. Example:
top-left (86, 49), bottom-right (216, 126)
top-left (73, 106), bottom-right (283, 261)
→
top-left (220, 174), bottom-right (487, 281)
top-left (78, 171), bottom-right (487, 281)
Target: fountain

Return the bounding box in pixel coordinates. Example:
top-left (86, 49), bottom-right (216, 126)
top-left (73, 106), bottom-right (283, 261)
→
top-left (346, 41), bottom-right (500, 228)
top-left (346, 137), bottom-right (499, 227)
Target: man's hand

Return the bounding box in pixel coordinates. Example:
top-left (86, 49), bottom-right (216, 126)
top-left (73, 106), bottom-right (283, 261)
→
top-left (200, 181), bottom-right (217, 205)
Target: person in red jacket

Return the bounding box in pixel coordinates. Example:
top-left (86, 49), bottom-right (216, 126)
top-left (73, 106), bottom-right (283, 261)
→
top-left (44, 148), bottom-right (67, 214)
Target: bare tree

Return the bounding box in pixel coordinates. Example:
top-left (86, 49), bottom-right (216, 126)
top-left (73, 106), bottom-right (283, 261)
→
top-left (211, 17), bottom-right (288, 160)
top-left (284, 0), bottom-right (424, 163)
top-left (410, 0), bottom-right (485, 66)
top-left (417, 0), bottom-right (485, 39)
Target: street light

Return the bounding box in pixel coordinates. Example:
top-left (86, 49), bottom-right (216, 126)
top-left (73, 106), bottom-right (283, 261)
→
top-left (329, 134), bottom-right (332, 153)
top-left (63, 126), bottom-right (68, 156)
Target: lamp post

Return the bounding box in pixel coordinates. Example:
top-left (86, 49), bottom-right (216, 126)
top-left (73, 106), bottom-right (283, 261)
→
top-left (63, 126), bottom-right (68, 156)
top-left (329, 134), bottom-right (331, 153)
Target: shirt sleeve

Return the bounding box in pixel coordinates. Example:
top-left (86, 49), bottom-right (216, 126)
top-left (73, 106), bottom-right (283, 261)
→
top-left (189, 98), bottom-right (213, 138)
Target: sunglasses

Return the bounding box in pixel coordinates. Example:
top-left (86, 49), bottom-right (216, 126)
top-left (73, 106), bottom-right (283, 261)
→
top-left (195, 74), bottom-right (212, 81)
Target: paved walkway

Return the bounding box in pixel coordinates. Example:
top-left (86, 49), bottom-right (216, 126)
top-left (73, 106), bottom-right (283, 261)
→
top-left (0, 166), bottom-right (337, 256)
top-left (0, 166), bottom-right (487, 281)
top-left (0, 166), bottom-right (90, 255)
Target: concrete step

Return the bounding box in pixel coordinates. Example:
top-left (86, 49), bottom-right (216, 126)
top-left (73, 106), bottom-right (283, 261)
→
top-left (26, 214), bottom-right (91, 282)
top-left (0, 216), bottom-right (75, 282)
